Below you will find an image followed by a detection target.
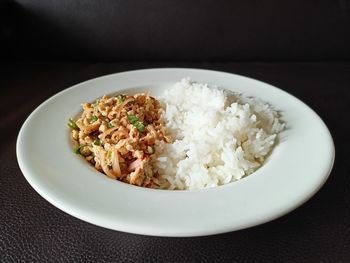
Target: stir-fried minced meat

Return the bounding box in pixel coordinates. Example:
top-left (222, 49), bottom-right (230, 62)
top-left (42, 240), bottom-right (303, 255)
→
top-left (68, 93), bottom-right (171, 187)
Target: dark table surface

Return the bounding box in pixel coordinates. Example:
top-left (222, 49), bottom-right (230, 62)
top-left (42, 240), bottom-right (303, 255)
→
top-left (1, 61), bottom-right (349, 262)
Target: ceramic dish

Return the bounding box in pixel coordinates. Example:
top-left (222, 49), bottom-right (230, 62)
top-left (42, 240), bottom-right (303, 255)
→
top-left (16, 68), bottom-right (335, 237)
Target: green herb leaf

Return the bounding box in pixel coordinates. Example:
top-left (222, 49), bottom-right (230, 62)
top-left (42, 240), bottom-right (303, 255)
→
top-left (93, 99), bottom-right (100, 107)
top-left (91, 115), bottom-right (98, 122)
top-left (68, 118), bottom-right (79, 130)
top-left (126, 113), bottom-right (145, 132)
top-left (116, 94), bottom-right (126, 103)
top-left (73, 144), bottom-right (88, 155)
top-left (134, 122), bottom-right (145, 132)
top-left (108, 122), bottom-right (114, 128)
top-left (107, 150), bottom-right (112, 160)
top-left (93, 138), bottom-right (101, 146)
top-left (126, 113), bottom-right (138, 123)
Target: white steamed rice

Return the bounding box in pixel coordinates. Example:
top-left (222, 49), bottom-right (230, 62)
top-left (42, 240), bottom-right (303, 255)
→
top-left (155, 78), bottom-right (284, 190)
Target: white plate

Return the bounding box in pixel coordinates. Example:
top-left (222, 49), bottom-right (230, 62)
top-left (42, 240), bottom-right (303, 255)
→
top-left (16, 68), bottom-right (335, 237)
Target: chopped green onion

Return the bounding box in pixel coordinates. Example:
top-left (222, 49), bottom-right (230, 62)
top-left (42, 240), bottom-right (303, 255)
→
top-left (68, 118), bottom-right (79, 130)
top-left (116, 94), bottom-right (126, 103)
top-left (134, 122), bottom-right (145, 132)
top-left (93, 138), bottom-right (101, 146)
top-left (91, 115), bottom-right (98, 122)
top-left (73, 144), bottom-right (88, 155)
top-left (93, 99), bottom-right (100, 107)
top-left (126, 113), bottom-right (138, 123)
top-left (126, 113), bottom-right (145, 132)
top-left (108, 122), bottom-right (114, 128)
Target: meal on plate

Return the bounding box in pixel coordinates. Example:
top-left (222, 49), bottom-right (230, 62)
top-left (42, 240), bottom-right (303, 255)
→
top-left (68, 78), bottom-right (285, 190)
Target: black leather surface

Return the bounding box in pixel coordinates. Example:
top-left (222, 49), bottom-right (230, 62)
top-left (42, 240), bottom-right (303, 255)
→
top-left (1, 62), bottom-right (349, 262)
top-left (2, 0), bottom-right (350, 61)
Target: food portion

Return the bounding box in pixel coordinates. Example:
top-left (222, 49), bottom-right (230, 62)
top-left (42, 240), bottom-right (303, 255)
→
top-left (155, 79), bottom-right (285, 190)
top-left (68, 78), bottom-right (285, 190)
top-left (69, 93), bottom-right (170, 187)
